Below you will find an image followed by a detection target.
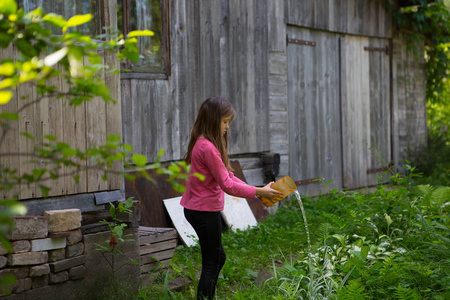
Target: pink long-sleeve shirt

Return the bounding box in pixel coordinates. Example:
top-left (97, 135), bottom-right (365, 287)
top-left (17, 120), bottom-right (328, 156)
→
top-left (180, 138), bottom-right (256, 211)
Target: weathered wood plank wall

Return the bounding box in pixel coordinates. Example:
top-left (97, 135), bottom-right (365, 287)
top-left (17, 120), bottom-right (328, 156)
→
top-left (392, 30), bottom-right (427, 167)
top-left (340, 35), bottom-right (372, 189)
top-left (1, 0), bottom-right (428, 202)
top-left (285, 0), bottom-right (391, 38)
top-left (121, 0), bottom-right (272, 163)
top-left (283, 1), bottom-right (394, 193)
top-left (344, 36), bottom-right (392, 189)
top-left (1, 46), bottom-right (21, 200)
top-left (367, 37), bottom-right (391, 185)
top-left (268, 0), bottom-right (289, 179)
top-left (287, 27), bottom-right (342, 195)
top-left (119, 0), bottom-right (426, 197)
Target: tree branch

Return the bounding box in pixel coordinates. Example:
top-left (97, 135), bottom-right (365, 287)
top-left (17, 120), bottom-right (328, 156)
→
top-left (16, 91), bottom-right (74, 115)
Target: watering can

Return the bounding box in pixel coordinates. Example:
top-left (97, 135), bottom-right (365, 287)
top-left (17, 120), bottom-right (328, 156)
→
top-left (259, 176), bottom-right (297, 207)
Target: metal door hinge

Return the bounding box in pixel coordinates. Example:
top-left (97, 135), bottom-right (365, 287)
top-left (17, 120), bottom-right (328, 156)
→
top-left (287, 37), bottom-right (316, 47)
top-left (364, 46), bottom-right (389, 55)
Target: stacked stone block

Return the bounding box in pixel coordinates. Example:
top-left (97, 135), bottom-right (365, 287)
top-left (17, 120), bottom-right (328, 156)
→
top-left (0, 209), bottom-right (85, 298)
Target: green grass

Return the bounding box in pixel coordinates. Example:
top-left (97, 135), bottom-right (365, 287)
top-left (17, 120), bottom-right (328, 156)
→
top-left (138, 165), bottom-right (449, 299)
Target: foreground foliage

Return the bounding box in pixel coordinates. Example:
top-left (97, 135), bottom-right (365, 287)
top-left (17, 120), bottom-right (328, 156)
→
top-left (389, 0), bottom-right (450, 104)
top-left (141, 168), bottom-right (450, 300)
top-left (0, 0), bottom-right (187, 291)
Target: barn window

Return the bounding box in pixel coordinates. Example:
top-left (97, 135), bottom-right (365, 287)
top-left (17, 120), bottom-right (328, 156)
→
top-left (18, 0), bottom-right (102, 36)
top-left (118, 0), bottom-right (171, 77)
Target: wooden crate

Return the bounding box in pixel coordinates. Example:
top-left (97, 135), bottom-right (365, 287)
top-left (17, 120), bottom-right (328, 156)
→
top-left (139, 227), bottom-right (178, 276)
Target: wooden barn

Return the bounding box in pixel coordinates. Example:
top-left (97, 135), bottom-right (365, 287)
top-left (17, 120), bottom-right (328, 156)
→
top-left (123, 0), bottom-right (427, 226)
top-left (0, 0), bottom-right (427, 299)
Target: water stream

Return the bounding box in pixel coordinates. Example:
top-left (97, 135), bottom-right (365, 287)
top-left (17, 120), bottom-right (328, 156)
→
top-left (293, 190), bottom-right (311, 252)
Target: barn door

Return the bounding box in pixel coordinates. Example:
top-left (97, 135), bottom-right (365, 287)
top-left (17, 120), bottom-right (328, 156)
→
top-left (340, 36), bottom-right (391, 189)
top-left (287, 27), bottom-right (342, 196)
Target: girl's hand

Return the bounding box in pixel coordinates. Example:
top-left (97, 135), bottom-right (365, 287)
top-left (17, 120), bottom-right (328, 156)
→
top-left (255, 182), bottom-right (284, 200)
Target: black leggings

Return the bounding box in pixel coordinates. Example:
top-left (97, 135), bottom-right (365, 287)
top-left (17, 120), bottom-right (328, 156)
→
top-left (184, 208), bottom-right (226, 300)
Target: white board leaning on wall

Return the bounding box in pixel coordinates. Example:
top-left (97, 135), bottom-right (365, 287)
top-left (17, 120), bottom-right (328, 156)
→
top-left (163, 194), bottom-right (258, 247)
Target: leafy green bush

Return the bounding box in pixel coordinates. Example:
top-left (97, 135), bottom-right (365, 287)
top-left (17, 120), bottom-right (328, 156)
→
top-left (408, 138), bottom-right (450, 187)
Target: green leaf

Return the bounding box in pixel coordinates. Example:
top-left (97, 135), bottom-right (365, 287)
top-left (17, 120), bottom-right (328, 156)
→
top-left (127, 30), bottom-right (155, 38)
top-left (0, 0), bottom-right (18, 15)
top-left (132, 154), bottom-right (147, 167)
top-left (76, 36), bottom-right (93, 44)
top-left (352, 245), bottom-right (370, 263)
top-left (0, 62), bottom-right (15, 76)
top-left (33, 168), bottom-right (46, 179)
top-left (39, 185), bottom-right (51, 198)
top-left (193, 172), bottom-right (205, 181)
top-left (43, 13), bottom-right (67, 28)
top-left (0, 78), bottom-right (17, 89)
top-left (168, 164), bottom-right (181, 174)
top-left (0, 112), bottom-right (18, 120)
top-left (109, 203), bottom-right (116, 218)
top-left (45, 135), bottom-right (57, 141)
top-left (73, 174), bottom-right (80, 183)
top-left (113, 225), bottom-right (124, 237)
top-left (123, 144), bottom-right (133, 152)
top-left (129, 259), bottom-right (139, 265)
top-left (121, 51), bottom-right (140, 62)
top-left (88, 54), bottom-right (102, 66)
top-left (0, 32), bottom-right (14, 48)
top-left (170, 181), bottom-right (186, 193)
top-left (108, 135), bottom-right (121, 143)
top-left (16, 39), bottom-right (38, 58)
top-left (28, 7), bottom-right (43, 17)
top-left (21, 132), bottom-right (34, 139)
top-left (125, 197), bottom-right (134, 208)
top-left (62, 148), bottom-right (77, 157)
top-left (123, 173), bottom-right (135, 181)
top-left (283, 264), bottom-right (298, 273)
top-left (361, 245), bottom-right (369, 261)
top-left (63, 14), bottom-right (93, 33)
top-left (327, 234), bottom-right (346, 246)
top-left (62, 32), bottom-right (83, 41)
top-left (56, 142), bottom-right (70, 150)
top-left (0, 90), bottom-right (13, 105)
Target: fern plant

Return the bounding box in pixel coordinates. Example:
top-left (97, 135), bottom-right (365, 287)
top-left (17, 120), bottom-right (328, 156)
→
top-left (337, 279), bottom-right (369, 300)
top-left (394, 284), bottom-right (421, 300)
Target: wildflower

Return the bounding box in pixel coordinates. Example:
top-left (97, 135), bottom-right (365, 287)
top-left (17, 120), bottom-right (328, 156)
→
top-left (109, 235), bottom-right (118, 246)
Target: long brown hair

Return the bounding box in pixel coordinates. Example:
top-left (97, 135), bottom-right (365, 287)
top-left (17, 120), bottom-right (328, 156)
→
top-left (184, 96), bottom-right (235, 171)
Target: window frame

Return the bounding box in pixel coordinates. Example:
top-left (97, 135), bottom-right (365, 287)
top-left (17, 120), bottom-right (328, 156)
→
top-left (119, 0), bottom-right (171, 79)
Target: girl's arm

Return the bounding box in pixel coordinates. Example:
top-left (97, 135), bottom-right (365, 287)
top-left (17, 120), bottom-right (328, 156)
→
top-left (230, 171), bottom-right (282, 200)
top-left (229, 172), bottom-right (246, 185)
top-left (204, 145), bottom-right (282, 199)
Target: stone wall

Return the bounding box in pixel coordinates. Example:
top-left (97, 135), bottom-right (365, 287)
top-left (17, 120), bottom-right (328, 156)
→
top-left (0, 207), bottom-right (140, 300)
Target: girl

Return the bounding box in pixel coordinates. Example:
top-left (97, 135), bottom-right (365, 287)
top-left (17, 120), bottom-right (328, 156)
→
top-left (181, 96), bottom-right (282, 299)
